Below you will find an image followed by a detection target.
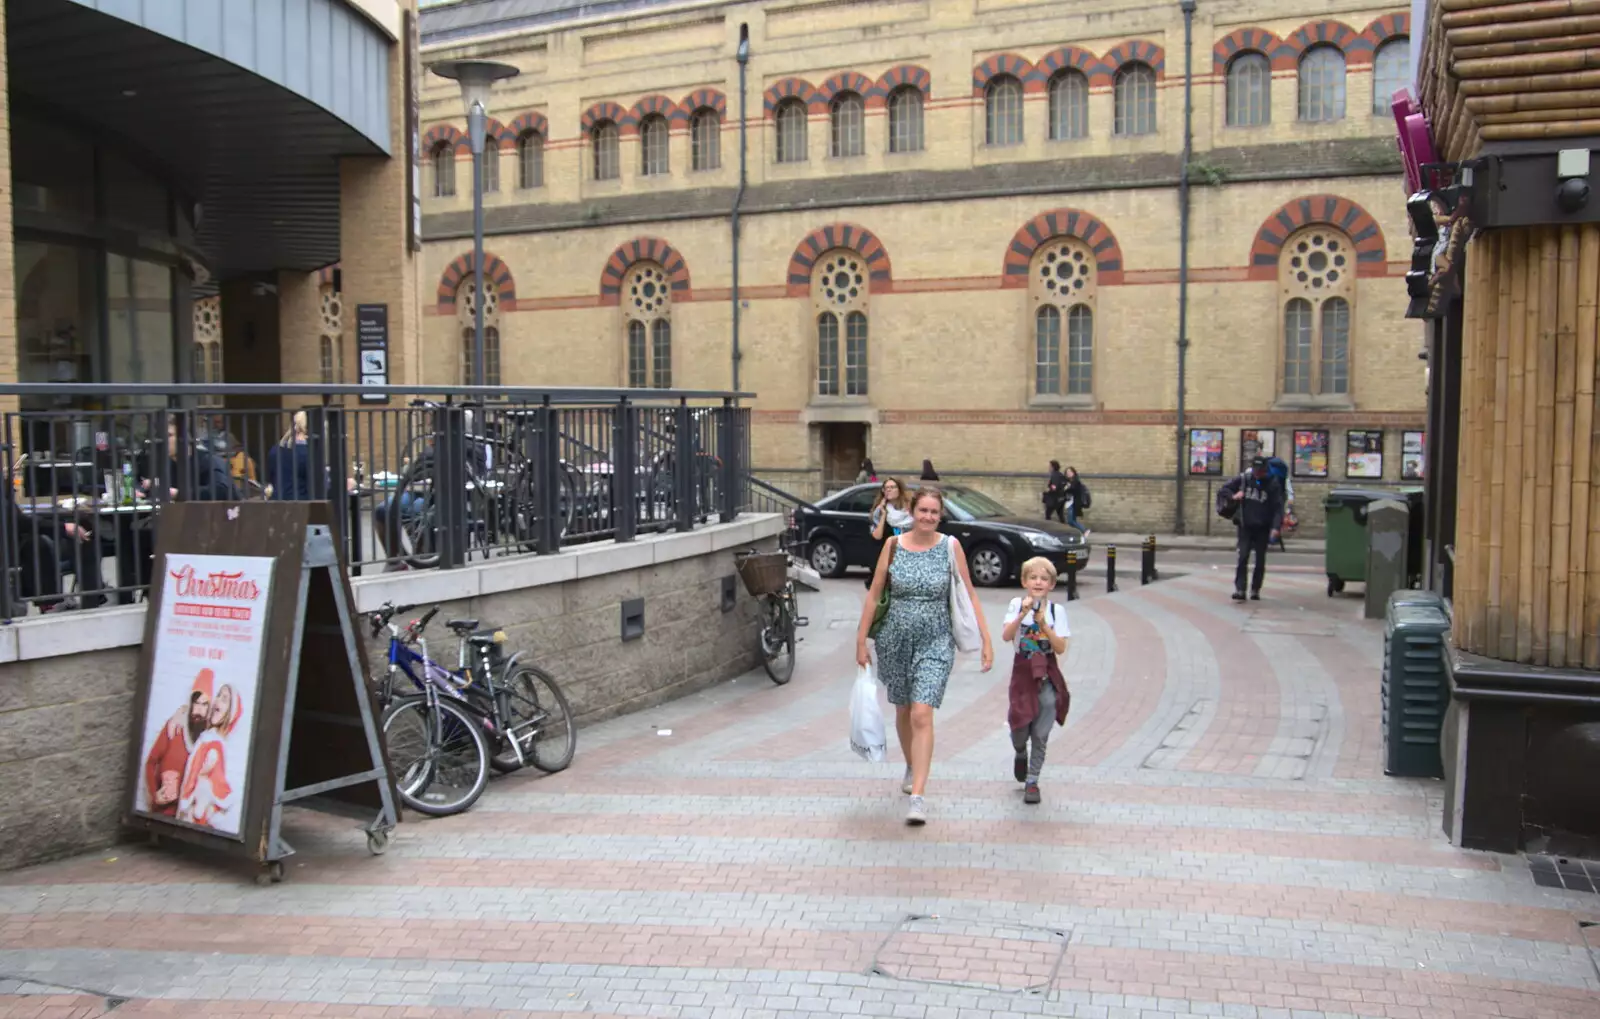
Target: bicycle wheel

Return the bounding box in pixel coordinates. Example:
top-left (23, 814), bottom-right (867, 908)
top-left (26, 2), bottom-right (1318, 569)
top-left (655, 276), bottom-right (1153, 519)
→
top-left (490, 666), bottom-right (577, 773)
top-left (387, 462), bottom-right (440, 569)
top-left (382, 696), bottom-right (490, 816)
top-left (760, 590), bottom-right (796, 685)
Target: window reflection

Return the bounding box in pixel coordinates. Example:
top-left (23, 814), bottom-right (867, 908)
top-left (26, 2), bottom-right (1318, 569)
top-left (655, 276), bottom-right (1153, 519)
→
top-left (107, 253), bottom-right (175, 405)
top-left (15, 241), bottom-right (98, 411)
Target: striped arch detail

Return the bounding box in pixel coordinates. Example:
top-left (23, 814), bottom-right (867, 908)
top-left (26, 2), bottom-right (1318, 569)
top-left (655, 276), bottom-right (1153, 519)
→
top-left (681, 88), bottom-right (727, 118)
top-left (508, 112), bottom-right (548, 139)
top-left (481, 118), bottom-right (515, 149)
top-left (1038, 46), bottom-right (1100, 87)
top-left (973, 53), bottom-right (1040, 96)
top-left (763, 77), bottom-right (821, 116)
top-left (581, 101), bottom-right (632, 136)
top-left (786, 223), bottom-right (892, 296)
top-left (436, 252), bottom-right (517, 311)
top-left (1284, 20), bottom-right (1364, 64)
top-left (1213, 27), bottom-right (1287, 73)
top-left (1360, 11), bottom-right (1410, 56)
top-left (1249, 195), bottom-right (1388, 280)
top-left (1102, 39), bottom-right (1166, 81)
top-left (875, 65), bottom-right (931, 102)
top-left (1003, 209), bottom-right (1125, 287)
top-left (818, 70), bottom-right (876, 105)
top-left (630, 94), bottom-right (684, 128)
top-left (600, 237), bottom-right (691, 305)
top-left (422, 123), bottom-right (466, 155)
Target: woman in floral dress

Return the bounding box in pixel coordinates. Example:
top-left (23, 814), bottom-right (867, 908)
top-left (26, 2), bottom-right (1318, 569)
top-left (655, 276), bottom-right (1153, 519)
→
top-left (856, 487), bottom-right (993, 825)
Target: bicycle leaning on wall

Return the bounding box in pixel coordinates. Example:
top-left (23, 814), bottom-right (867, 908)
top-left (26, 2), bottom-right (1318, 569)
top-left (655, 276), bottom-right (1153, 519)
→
top-left (735, 542), bottom-right (808, 685)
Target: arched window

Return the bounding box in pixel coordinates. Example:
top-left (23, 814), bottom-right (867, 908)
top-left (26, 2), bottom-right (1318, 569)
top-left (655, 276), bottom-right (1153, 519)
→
top-left (691, 108), bottom-right (721, 170)
top-left (517, 130), bottom-right (544, 189)
top-left (1034, 306), bottom-right (1061, 395)
top-left (1226, 52), bottom-right (1270, 126)
top-left (652, 319), bottom-right (672, 388)
top-left (457, 279), bottom-right (502, 387)
top-left (775, 98), bottom-right (808, 164)
top-left (622, 262), bottom-right (671, 388)
top-left (1372, 38), bottom-right (1410, 115)
top-left (481, 138), bottom-right (500, 192)
top-left (1048, 70), bottom-right (1088, 141)
top-left (430, 141), bottom-right (456, 197)
top-left (1029, 238), bottom-right (1097, 398)
top-left (985, 75), bottom-right (1024, 146)
top-left (830, 92), bottom-right (865, 157)
top-left (1114, 62), bottom-right (1157, 136)
top-left (1298, 45), bottom-right (1346, 122)
top-left (1279, 226), bottom-right (1354, 397)
top-left (192, 296), bottom-right (223, 407)
top-left (640, 114), bottom-right (670, 176)
top-left (319, 285), bottom-right (344, 384)
top-left (627, 320), bottom-right (647, 388)
top-left (888, 86), bottom-right (924, 153)
top-left (592, 120), bottom-right (620, 180)
top-left (812, 249), bottom-right (869, 397)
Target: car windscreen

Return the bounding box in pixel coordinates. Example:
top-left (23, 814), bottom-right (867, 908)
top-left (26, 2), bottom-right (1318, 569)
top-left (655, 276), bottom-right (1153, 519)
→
top-left (942, 487), bottom-right (1014, 520)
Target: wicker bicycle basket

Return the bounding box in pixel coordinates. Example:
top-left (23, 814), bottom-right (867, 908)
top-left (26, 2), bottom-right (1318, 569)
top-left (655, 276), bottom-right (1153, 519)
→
top-left (735, 552), bottom-right (790, 596)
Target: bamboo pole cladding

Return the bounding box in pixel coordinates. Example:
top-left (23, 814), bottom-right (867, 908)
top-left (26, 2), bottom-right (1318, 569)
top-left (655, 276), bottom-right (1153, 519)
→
top-left (1456, 34), bottom-right (1600, 60)
top-left (1455, 225), bottom-right (1600, 669)
top-left (1453, 49), bottom-right (1600, 77)
top-left (1448, 13), bottom-right (1600, 43)
top-left (1442, 0), bottom-right (1600, 30)
top-left (1483, 119), bottom-right (1600, 139)
top-left (1467, 88), bottom-right (1600, 111)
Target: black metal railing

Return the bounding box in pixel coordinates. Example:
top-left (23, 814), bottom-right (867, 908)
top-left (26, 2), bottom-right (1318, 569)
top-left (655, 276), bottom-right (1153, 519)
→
top-left (0, 383), bottom-right (752, 619)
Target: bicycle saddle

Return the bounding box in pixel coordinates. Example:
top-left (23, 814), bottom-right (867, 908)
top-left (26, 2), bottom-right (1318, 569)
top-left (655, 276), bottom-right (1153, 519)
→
top-left (445, 618), bottom-right (479, 633)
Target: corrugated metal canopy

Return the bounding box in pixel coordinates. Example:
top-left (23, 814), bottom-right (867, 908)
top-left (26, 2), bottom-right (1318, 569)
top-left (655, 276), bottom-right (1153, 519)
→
top-left (420, 0), bottom-right (691, 44)
top-left (8, 0), bottom-right (390, 278)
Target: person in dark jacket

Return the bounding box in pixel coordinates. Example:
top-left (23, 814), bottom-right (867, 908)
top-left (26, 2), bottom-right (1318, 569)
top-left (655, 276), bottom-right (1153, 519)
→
top-left (1064, 466), bottom-right (1090, 536)
top-left (1217, 456), bottom-right (1284, 601)
top-left (920, 459), bottom-right (940, 482)
top-left (266, 411), bottom-right (313, 501)
top-left (7, 502), bottom-right (107, 610)
top-left (1043, 461), bottom-right (1068, 523)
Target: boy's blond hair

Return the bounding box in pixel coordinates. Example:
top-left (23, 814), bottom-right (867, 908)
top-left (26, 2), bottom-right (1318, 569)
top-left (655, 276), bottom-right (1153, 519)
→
top-left (1019, 556), bottom-right (1058, 586)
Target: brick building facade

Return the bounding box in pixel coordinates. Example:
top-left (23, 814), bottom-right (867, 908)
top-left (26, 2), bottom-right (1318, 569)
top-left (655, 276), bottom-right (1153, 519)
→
top-left (410, 0), bottom-right (1425, 533)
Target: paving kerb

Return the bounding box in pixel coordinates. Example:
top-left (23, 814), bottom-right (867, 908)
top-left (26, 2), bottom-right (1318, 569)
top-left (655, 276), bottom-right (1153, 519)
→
top-left (0, 570), bottom-right (1596, 1019)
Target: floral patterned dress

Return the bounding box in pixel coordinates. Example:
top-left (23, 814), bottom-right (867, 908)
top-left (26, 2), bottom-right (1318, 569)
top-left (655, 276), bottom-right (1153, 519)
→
top-left (875, 536), bottom-right (956, 708)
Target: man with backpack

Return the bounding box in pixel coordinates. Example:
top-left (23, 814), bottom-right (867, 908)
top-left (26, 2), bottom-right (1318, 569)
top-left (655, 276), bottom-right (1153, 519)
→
top-left (1216, 456), bottom-right (1284, 601)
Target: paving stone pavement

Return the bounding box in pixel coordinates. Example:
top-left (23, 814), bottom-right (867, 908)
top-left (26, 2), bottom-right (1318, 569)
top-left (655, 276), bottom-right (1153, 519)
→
top-left (3, 563), bottom-right (1599, 1019)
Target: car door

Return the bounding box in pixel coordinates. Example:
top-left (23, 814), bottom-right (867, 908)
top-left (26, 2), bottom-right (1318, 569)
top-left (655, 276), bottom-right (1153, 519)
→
top-left (822, 486), bottom-right (879, 567)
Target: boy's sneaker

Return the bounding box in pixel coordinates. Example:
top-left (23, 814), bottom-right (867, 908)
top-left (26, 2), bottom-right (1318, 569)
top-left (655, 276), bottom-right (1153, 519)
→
top-left (1231, 590), bottom-right (1246, 601)
top-left (901, 766), bottom-right (914, 795)
top-left (906, 795), bottom-right (927, 826)
top-left (1023, 782), bottom-right (1041, 805)
top-left (1013, 749), bottom-right (1028, 783)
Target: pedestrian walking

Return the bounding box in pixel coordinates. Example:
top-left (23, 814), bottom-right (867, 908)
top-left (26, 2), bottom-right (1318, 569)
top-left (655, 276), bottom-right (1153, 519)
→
top-left (1002, 558), bottom-right (1070, 804)
top-left (1043, 460), bottom-right (1068, 523)
top-left (920, 459), bottom-right (940, 481)
top-left (857, 487), bottom-right (993, 826)
top-left (1217, 456), bottom-right (1285, 601)
top-left (865, 477), bottom-right (913, 589)
top-left (1064, 466), bottom-right (1091, 536)
top-left (856, 458), bottom-right (878, 484)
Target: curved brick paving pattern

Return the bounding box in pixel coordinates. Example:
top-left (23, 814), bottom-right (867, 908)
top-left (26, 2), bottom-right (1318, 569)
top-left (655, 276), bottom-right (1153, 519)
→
top-left (2, 568), bottom-right (1598, 1019)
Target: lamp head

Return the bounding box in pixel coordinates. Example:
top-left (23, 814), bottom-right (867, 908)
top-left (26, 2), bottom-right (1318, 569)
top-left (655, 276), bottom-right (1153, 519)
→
top-left (429, 59), bottom-right (520, 119)
top-left (737, 23), bottom-right (750, 63)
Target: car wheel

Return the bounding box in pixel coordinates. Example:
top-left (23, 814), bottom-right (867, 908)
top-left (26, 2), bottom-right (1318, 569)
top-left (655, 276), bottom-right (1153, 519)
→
top-left (809, 536), bottom-right (846, 578)
top-left (968, 543), bottom-right (1008, 587)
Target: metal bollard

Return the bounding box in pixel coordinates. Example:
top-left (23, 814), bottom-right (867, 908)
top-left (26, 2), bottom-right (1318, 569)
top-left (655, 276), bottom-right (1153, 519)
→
top-left (1148, 534), bottom-right (1159, 582)
top-left (1106, 544), bottom-right (1118, 593)
top-left (1064, 548), bottom-right (1081, 601)
top-left (1141, 535), bottom-right (1157, 585)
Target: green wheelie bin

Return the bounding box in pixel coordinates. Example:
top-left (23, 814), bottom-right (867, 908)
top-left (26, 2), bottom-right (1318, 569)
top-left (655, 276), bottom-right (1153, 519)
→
top-left (1323, 488), bottom-right (1424, 596)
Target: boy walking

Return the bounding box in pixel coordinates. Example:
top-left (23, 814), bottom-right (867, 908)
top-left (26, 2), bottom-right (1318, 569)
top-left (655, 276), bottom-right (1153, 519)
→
top-left (1002, 557), bottom-right (1071, 804)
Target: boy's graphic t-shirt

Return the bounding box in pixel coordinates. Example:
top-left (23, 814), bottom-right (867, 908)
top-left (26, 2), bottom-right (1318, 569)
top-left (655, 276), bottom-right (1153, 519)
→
top-left (1004, 598), bottom-right (1070, 657)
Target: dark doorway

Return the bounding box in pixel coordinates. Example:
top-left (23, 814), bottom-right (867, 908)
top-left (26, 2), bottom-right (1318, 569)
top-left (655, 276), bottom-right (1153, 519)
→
top-left (820, 422), bottom-right (867, 492)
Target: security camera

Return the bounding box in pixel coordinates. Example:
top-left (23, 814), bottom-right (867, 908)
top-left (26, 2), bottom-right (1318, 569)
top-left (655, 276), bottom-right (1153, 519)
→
top-left (1557, 177), bottom-right (1590, 213)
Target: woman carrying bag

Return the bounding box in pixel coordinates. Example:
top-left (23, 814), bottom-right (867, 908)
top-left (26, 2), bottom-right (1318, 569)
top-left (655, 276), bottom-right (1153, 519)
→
top-left (856, 486), bottom-right (993, 826)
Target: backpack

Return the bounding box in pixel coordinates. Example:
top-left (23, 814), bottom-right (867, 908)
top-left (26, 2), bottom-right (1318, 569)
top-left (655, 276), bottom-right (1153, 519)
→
top-left (1077, 481), bottom-right (1091, 510)
top-left (1265, 456), bottom-right (1289, 484)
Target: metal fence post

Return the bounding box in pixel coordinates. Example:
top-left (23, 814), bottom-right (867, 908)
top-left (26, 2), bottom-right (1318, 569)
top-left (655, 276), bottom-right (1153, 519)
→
top-left (674, 400), bottom-right (695, 532)
top-left (1106, 544), bottom-right (1118, 593)
top-left (435, 403), bottom-right (469, 569)
top-left (612, 399), bottom-right (637, 543)
top-left (0, 424), bottom-right (15, 621)
top-left (717, 397), bottom-right (738, 524)
top-left (532, 400), bottom-right (563, 554)
top-left (319, 405), bottom-right (356, 566)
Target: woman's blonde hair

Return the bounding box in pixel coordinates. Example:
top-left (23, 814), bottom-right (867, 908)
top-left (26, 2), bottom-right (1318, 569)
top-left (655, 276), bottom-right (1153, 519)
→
top-left (1019, 556), bottom-right (1058, 585)
top-left (279, 410), bottom-right (309, 447)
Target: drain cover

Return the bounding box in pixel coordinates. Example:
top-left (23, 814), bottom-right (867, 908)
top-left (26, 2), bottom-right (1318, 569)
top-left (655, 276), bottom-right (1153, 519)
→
top-left (1529, 855), bottom-right (1600, 895)
top-left (869, 914), bottom-right (1070, 994)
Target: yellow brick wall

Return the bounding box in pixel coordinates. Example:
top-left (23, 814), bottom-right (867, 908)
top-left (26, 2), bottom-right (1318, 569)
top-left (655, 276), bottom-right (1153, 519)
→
top-left (415, 0), bottom-right (1425, 533)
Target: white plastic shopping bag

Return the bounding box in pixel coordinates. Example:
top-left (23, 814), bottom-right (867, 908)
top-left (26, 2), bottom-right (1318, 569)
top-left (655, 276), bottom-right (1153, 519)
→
top-left (849, 664), bottom-right (887, 762)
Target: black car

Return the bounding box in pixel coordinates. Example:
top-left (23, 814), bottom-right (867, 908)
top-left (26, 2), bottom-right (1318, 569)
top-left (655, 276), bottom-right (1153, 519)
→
top-left (795, 483), bottom-right (1091, 587)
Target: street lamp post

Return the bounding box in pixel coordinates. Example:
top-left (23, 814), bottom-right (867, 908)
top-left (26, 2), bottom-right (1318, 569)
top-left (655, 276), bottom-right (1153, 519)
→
top-left (429, 59), bottom-right (520, 388)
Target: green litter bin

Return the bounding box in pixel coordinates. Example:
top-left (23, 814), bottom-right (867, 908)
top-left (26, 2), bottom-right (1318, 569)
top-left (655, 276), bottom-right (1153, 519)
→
top-left (1323, 488), bottom-right (1425, 596)
top-left (1381, 591), bottom-right (1449, 778)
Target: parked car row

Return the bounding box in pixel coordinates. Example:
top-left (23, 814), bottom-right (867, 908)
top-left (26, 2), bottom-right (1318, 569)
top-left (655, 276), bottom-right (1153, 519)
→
top-left (792, 483), bottom-right (1091, 586)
